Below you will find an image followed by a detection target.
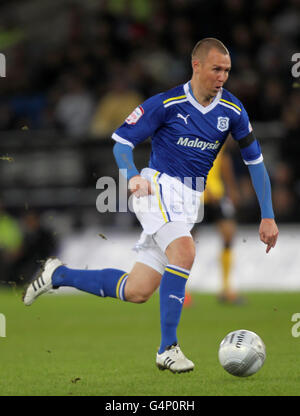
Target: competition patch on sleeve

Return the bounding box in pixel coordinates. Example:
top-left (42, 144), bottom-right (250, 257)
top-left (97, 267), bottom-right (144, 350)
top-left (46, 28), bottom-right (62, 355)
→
top-left (125, 105), bottom-right (144, 125)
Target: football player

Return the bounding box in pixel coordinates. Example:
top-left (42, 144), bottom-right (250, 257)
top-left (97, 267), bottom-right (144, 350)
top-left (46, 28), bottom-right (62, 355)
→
top-left (23, 38), bottom-right (278, 374)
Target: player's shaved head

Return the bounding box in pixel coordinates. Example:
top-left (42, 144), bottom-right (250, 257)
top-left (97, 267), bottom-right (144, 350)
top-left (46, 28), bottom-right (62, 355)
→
top-left (191, 38), bottom-right (229, 63)
top-left (190, 38), bottom-right (231, 101)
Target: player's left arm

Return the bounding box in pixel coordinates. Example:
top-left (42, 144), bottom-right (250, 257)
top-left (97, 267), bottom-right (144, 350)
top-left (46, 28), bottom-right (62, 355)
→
top-left (231, 106), bottom-right (279, 253)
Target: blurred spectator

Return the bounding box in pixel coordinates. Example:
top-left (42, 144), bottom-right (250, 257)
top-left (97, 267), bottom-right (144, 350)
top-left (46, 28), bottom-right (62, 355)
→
top-left (134, 33), bottom-right (185, 91)
top-left (0, 0), bottom-right (298, 132)
top-left (54, 74), bottom-right (94, 138)
top-left (89, 76), bottom-right (143, 138)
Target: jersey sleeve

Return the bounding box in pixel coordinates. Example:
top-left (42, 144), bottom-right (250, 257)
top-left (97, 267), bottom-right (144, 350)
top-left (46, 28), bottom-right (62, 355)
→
top-left (230, 101), bottom-right (263, 165)
top-left (230, 101), bottom-right (252, 142)
top-left (112, 93), bottom-right (165, 147)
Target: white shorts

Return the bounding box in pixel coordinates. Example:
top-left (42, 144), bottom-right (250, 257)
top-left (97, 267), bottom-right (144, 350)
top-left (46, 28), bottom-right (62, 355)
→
top-left (131, 168), bottom-right (203, 234)
top-left (132, 168), bottom-right (202, 275)
top-left (134, 222), bottom-right (193, 275)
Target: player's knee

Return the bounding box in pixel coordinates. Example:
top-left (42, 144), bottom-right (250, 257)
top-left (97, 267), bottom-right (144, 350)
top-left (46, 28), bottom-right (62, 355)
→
top-left (176, 252), bottom-right (195, 270)
top-left (124, 280), bottom-right (153, 303)
top-left (124, 265), bottom-right (161, 303)
top-left (126, 290), bottom-right (151, 304)
top-left (166, 237), bottom-right (195, 270)
top-left (133, 293), bottom-right (151, 304)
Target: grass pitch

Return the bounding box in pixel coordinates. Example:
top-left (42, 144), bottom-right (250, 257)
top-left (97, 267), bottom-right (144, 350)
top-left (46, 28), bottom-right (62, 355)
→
top-left (0, 288), bottom-right (300, 396)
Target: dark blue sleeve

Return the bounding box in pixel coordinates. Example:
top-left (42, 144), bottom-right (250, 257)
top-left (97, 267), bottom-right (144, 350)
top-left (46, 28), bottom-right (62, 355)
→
top-left (240, 138), bottom-right (263, 165)
top-left (230, 101), bottom-right (252, 141)
top-left (112, 93), bottom-right (165, 147)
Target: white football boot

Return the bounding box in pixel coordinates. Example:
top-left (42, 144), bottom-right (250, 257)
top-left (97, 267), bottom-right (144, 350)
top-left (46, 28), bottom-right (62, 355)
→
top-left (156, 344), bottom-right (194, 373)
top-left (22, 257), bottom-right (63, 306)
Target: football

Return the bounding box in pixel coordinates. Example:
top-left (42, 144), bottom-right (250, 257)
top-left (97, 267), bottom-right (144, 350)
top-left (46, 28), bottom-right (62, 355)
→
top-left (218, 329), bottom-right (266, 377)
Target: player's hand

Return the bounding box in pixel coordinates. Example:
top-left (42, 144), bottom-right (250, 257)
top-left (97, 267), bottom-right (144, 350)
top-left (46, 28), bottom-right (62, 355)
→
top-left (259, 218), bottom-right (279, 253)
top-left (128, 175), bottom-right (153, 198)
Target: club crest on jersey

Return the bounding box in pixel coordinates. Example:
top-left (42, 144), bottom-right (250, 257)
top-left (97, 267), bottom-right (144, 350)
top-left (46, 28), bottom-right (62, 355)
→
top-left (217, 116), bottom-right (229, 132)
top-left (125, 105), bottom-right (144, 125)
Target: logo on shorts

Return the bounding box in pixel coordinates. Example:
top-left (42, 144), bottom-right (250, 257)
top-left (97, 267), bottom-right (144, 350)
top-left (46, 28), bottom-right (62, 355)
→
top-left (217, 116), bottom-right (229, 132)
top-left (125, 105), bottom-right (144, 125)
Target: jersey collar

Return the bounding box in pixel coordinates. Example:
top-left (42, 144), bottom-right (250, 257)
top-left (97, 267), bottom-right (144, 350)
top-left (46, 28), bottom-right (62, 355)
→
top-left (184, 81), bottom-right (222, 114)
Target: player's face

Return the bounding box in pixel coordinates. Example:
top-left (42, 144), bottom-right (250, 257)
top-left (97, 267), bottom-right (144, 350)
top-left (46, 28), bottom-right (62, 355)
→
top-left (194, 49), bottom-right (231, 96)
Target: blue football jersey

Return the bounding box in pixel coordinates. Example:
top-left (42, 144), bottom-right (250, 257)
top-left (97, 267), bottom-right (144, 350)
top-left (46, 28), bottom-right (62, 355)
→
top-left (112, 82), bottom-right (262, 190)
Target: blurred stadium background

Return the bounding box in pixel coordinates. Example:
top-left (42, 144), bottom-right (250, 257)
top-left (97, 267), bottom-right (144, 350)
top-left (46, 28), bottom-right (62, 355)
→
top-left (0, 0), bottom-right (299, 292)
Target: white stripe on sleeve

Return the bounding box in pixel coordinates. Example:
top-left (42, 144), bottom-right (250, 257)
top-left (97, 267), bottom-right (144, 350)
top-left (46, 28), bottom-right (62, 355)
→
top-left (112, 133), bottom-right (135, 149)
top-left (243, 155), bottom-right (264, 165)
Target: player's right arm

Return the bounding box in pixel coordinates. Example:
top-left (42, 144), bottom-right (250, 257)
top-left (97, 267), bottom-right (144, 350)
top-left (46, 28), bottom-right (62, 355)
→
top-left (112, 93), bottom-right (165, 197)
top-left (112, 142), bottom-right (152, 197)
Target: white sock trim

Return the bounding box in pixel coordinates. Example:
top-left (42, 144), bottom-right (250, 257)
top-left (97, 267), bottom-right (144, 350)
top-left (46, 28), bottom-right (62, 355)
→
top-left (166, 264), bottom-right (190, 274)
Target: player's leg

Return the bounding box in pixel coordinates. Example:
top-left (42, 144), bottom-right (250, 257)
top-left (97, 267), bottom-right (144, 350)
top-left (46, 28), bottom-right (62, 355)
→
top-left (124, 261), bottom-right (162, 303)
top-left (160, 235), bottom-right (195, 346)
top-left (154, 222), bottom-right (195, 372)
top-left (22, 257), bottom-right (161, 306)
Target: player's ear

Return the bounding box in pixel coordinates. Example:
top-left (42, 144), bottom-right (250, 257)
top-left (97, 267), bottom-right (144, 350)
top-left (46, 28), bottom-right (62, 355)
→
top-left (192, 58), bottom-right (201, 73)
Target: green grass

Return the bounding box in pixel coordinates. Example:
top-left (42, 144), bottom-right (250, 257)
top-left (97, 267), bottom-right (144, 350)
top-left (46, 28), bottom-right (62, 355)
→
top-left (0, 289), bottom-right (300, 396)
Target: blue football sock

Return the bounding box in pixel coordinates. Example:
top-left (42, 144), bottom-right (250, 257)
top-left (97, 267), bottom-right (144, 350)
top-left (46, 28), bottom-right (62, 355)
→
top-left (52, 266), bottom-right (128, 300)
top-left (158, 264), bottom-right (190, 354)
